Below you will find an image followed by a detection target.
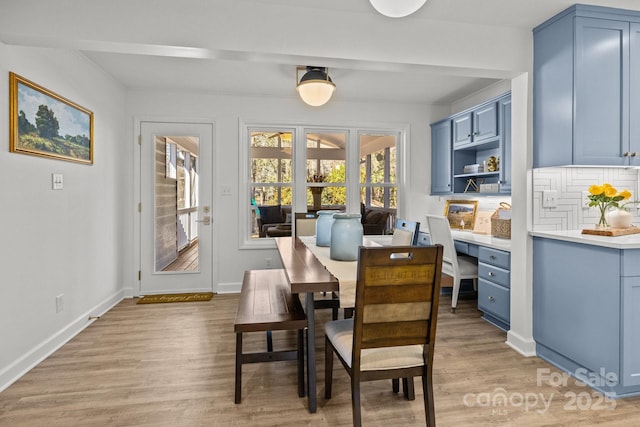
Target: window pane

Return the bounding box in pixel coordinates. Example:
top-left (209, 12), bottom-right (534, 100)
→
top-left (359, 133), bottom-right (397, 211)
top-left (306, 131), bottom-right (347, 209)
top-left (249, 130), bottom-right (293, 238)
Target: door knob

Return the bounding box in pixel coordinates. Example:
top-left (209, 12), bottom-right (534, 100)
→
top-left (196, 216), bottom-right (211, 226)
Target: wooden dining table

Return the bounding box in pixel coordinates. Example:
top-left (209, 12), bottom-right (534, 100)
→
top-left (274, 235), bottom-right (382, 413)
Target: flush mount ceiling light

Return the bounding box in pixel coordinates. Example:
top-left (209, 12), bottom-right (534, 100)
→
top-left (369, 0), bottom-right (427, 18)
top-left (296, 66), bottom-right (336, 107)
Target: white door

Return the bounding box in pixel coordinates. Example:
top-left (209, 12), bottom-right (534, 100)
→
top-left (139, 121), bottom-right (214, 294)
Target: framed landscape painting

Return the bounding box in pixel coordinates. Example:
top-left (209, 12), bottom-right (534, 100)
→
top-left (444, 199), bottom-right (478, 229)
top-left (9, 72), bottom-right (94, 164)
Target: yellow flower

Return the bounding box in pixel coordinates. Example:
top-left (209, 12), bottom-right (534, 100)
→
top-left (587, 183), bottom-right (634, 227)
top-left (604, 186), bottom-right (618, 197)
top-left (588, 185), bottom-right (603, 195)
top-left (620, 190), bottom-right (632, 200)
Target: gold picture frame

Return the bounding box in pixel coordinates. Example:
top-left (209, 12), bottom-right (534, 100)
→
top-left (10, 72), bottom-right (94, 164)
top-left (443, 200), bottom-right (478, 229)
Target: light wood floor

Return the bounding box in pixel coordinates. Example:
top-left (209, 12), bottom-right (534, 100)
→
top-left (1, 293), bottom-right (640, 426)
top-left (163, 242), bottom-right (198, 272)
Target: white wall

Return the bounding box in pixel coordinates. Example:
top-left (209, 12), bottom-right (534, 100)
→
top-left (0, 43), bottom-right (128, 391)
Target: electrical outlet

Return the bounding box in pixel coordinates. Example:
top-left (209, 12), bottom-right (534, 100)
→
top-left (582, 191), bottom-right (591, 209)
top-left (56, 294), bottom-right (64, 313)
top-left (542, 190), bottom-right (558, 208)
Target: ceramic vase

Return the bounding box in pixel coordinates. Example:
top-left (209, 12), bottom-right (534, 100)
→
top-left (316, 210), bottom-right (338, 247)
top-left (330, 213), bottom-right (363, 261)
top-left (606, 208), bottom-right (633, 228)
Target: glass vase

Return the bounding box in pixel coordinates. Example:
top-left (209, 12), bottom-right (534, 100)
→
top-left (596, 206), bottom-right (609, 229)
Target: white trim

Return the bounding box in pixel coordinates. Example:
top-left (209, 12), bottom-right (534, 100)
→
top-left (0, 291), bottom-right (124, 393)
top-left (506, 330), bottom-right (537, 357)
top-left (132, 116), bottom-right (218, 294)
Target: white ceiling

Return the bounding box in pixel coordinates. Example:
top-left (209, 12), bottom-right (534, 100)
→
top-left (2, 0), bottom-right (640, 105)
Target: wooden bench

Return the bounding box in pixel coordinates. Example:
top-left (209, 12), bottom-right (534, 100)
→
top-left (234, 269), bottom-right (307, 404)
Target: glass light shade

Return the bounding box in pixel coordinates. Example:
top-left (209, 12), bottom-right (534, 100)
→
top-left (296, 66), bottom-right (336, 107)
top-left (296, 81), bottom-right (336, 107)
top-left (369, 0), bottom-right (427, 18)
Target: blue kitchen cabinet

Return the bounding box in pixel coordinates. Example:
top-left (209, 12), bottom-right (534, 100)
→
top-left (431, 93), bottom-right (510, 195)
top-left (534, 5), bottom-right (640, 167)
top-left (533, 237), bottom-right (640, 397)
top-left (452, 101), bottom-right (498, 148)
top-left (477, 247), bottom-right (510, 331)
top-left (499, 96), bottom-right (512, 194)
top-left (430, 119), bottom-right (452, 195)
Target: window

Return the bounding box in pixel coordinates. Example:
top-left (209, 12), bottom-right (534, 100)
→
top-left (306, 131), bottom-right (346, 209)
top-left (242, 125), bottom-right (403, 244)
top-left (359, 132), bottom-right (398, 229)
top-left (248, 130), bottom-right (293, 237)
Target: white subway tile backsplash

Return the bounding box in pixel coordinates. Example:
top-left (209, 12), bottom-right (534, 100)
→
top-left (532, 167), bottom-right (640, 230)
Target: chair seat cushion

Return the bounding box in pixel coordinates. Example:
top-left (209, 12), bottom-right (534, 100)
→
top-left (458, 255), bottom-right (478, 276)
top-left (325, 319), bottom-right (424, 371)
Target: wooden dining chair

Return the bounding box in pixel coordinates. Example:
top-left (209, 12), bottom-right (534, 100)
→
top-left (324, 245), bottom-right (444, 427)
top-left (425, 214), bottom-right (478, 313)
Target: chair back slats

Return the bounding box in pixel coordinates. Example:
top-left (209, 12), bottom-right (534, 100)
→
top-left (361, 321), bottom-right (429, 349)
top-left (353, 245), bottom-right (443, 358)
top-left (362, 302), bottom-right (431, 323)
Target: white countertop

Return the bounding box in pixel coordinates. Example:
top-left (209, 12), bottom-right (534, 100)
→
top-left (369, 231), bottom-right (512, 252)
top-left (530, 229), bottom-right (640, 249)
top-left (450, 230), bottom-right (511, 252)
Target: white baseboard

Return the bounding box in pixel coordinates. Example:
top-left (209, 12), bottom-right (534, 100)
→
top-left (506, 330), bottom-right (537, 357)
top-left (216, 281), bottom-right (242, 294)
top-left (0, 290), bottom-right (124, 393)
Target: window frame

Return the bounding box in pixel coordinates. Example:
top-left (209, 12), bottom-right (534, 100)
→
top-left (239, 122), bottom-right (406, 248)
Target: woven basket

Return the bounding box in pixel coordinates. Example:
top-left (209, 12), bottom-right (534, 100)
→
top-left (491, 202), bottom-right (512, 239)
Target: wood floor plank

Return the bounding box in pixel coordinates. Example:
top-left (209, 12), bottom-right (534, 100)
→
top-left (1, 294), bottom-right (640, 426)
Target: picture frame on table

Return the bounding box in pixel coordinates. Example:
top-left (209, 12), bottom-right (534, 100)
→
top-left (443, 199), bottom-right (478, 229)
top-left (9, 72), bottom-right (94, 164)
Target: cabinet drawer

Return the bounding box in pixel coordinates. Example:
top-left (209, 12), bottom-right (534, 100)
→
top-left (479, 246), bottom-right (510, 270)
top-left (621, 249), bottom-right (640, 277)
top-left (478, 279), bottom-right (510, 322)
top-left (454, 241), bottom-right (468, 255)
top-left (479, 262), bottom-right (510, 288)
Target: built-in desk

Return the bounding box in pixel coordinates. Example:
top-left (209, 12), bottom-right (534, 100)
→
top-left (418, 230), bottom-right (512, 331)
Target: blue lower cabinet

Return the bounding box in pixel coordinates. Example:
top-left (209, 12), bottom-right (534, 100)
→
top-left (533, 237), bottom-right (640, 397)
top-left (477, 247), bottom-right (510, 331)
top-left (478, 279), bottom-right (510, 331)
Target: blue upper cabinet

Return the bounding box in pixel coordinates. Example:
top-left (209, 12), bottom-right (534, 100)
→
top-left (452, 102), bottom-right (498, 148)
top-left (430, 93), bottom-right (510, 195)
top-left (430, 119), bottom-right (452, 195)
top-left (499, 96), bottom-right (512, 194)
top-left (534, 5), bottom-right (640, 167)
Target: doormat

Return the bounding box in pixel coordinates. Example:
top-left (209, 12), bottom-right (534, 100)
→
top-left (136, 292), bottom-right (214, 304)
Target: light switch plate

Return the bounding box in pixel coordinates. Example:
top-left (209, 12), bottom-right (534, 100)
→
top-left (542, 190), bottom-right (557, 208)
top-left (52, 173), bottom-right (63, 190)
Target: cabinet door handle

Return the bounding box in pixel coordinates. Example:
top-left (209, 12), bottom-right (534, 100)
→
top-left (633, 152), bottom-right (639, 157)
top-left (467, 134), bottom-right (471, 138)
top-left (624, 152), bottom-right (631, 157)
top-left (474, 131), bottom-right (479, 135)
top-left (488, 296), bottom-right (495, 301)
top-left (490, 255), bottom-right (496, 259)
top-left (488, 271), bottom-right (495, 277)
